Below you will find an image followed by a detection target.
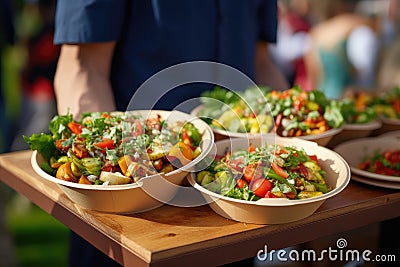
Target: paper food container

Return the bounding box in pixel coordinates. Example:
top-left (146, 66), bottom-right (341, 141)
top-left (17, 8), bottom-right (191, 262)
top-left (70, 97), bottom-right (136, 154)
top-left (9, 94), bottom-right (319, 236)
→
top-left (188, 136), bottom-right (350, 224)
top-left (31, 110), bottom-right (214, 213)
top-left (191, 104), bottom-right (342, 146)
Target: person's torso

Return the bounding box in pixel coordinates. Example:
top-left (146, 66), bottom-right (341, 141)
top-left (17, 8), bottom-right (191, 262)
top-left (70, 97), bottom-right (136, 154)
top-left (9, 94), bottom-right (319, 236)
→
top-left (318, 40), bottom-right (353, 99)
top-left (111, 0), bottom-right (266, 110)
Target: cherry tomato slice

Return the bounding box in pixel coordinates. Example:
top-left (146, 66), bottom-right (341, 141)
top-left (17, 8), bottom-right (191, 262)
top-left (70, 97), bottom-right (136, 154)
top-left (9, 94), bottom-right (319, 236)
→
top-left (251, 178), bottom-right (273, 198)
top-left (236, 178), bottom-right (247, 189)
top-left (243, 163), bottom-right (263, 182)
top-left (93, 139), bottom-right (115, 150)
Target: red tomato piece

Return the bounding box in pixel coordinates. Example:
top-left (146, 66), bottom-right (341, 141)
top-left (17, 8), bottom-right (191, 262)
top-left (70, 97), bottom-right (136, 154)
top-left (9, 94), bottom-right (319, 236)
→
top-left (243, 163), bottom-right (263, 182)
top-left (248, 144), bottom-right (256, 153)
top-left (181, 129), bottom-right (192, 147)
top-left (271, 162), bottom-right (289, 178)
top-left (67, 122), bottom-right (83, 134)
top-left (265, 191), bottom-right (279, 198)
top-left (251, 178), bottom-right (273, 198)
top-left (358, 161), bottom-right (370, 170)
top-left (236, 178), bottom-right (247, 189)
top-left (94, 139), bottom-right (115, 150)
top-left (309, 155), bottom-right (318, 163)
top-left (393, 100), bottom-right (400, 113)
top-left (376, 161), bottom-right (384, 169)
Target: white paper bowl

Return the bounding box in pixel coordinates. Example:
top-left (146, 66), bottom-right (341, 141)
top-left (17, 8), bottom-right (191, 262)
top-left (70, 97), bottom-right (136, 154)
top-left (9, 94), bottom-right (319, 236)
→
top-left (31, 110), bottom-right (214, 213)
top-left (327, 120), bottom-right (382, 148)
top-left (191, 104), bottom-right (342, 146)
top-left (188, 136), bottom-right (350, 224)
top-left (380, 117), bottom-right (400, 126)
top-left (372, 117), bottom-right (400, 136)
top-left (334, 136), bottom-right (400, 183)
top-left (294, 127), bottom-right (343, 147)
top-left (379, 130), bottom-right (400, 139)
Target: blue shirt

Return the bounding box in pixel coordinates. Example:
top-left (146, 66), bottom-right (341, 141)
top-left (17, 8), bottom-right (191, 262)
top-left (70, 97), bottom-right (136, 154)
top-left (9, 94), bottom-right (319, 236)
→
top-left (54, 0), bottom-right (277, 110)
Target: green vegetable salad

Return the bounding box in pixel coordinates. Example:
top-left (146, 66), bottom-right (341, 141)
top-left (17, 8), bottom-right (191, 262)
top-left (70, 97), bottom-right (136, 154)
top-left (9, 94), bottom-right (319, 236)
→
top-left (24, 111), bottom-right (202, 185)
top-left (196, 143), bottom-right (331, 201)
top-left (266, 87), bottom-right (343, 137)
top-left (198, 86), bottom-right (344, 137)
top-left (338, 91), bottom-right (377, 124)
top-left (199, 86), bottom-right (274, 134)
top-left (373, 87), bottom-right (400, 120)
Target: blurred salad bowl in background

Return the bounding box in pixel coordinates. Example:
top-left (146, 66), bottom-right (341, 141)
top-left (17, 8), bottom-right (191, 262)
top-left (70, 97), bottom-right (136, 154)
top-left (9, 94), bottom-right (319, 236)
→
top-left (335, 136), bottom-right (400, 179)
top-left (26, 110), bottom-right (214, 213)
top-left (193, 86), bottom-right (344, 146)
top-left (339, 91), bottom-right (378, 125)
top-left (370, 87), bottom-right (400, 135)
top-left (191, 86), bottom-right (275, 140)
top-left (266, 87), bottom-right (344, 146)
top-left (334, 136), bottom-right (400, 189)
top-left (373, 87), bottom-right (400, 121)
top-left (188, 136), bottom-right (350, 224)
top-left (327, 91), bottom-right (381, 147)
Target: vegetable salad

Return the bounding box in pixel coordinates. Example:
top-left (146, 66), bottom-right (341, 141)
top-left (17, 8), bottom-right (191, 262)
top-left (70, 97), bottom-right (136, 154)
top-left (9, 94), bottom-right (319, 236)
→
top-left (199, 86), bottom-right (274, 134)
top-left (198, 86), bottom-right (344, 137)
top-left (373, 87), bottom-right (400, 120)
top-left (338, 91), bottom-right (377, 124)
top-left (359, 149), bottom-right (400, 177)
top-left (24, 112), bottom-right (202, 185)
top-left (267, 87), bottom-right (344, 137)
top-left (196, 143), bottom-right (331, 201)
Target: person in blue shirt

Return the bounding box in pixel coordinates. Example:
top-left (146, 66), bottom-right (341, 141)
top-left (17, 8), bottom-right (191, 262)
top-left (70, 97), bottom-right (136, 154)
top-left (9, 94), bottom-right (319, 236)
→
top-left (53, 1), bottom-right (288, 266)
top-left (54, 0), bottom-right (288, 119)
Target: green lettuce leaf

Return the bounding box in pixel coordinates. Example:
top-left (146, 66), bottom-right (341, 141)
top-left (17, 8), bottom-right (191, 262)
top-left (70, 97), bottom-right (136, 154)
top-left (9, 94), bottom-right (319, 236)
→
top-left (23, 133), bottom-right (58, 162)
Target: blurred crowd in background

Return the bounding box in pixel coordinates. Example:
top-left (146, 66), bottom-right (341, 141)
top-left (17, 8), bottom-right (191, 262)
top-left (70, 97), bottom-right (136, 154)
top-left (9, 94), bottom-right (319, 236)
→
top-left (271, 0), bottom-right (399, 98)
top-left (1, 1), bottom-right (58, 266)
top-left (1, 0), bottom-right (58, 154)
top-left (0, 0), bottom-right (399, 266)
